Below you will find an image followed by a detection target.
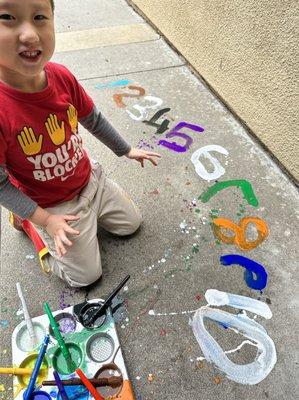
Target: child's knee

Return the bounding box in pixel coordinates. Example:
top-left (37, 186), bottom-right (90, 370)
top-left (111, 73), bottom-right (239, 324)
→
top-left (67, 267), bottom-right (102, 287)
top-left (122, 211), bottom-right (143, 236)
top-left (50, 255), bottom-right (102, 288)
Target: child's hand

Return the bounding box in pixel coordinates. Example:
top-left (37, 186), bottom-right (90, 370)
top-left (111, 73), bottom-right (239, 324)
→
top-left (44, 214), bottom-right (80, 257)
top-left (125, 148), bottom-right (161, 167)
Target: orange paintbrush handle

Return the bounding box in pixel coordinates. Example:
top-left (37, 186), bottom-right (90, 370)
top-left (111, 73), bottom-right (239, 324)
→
top-left (75, 368), bottom-right (104, 400)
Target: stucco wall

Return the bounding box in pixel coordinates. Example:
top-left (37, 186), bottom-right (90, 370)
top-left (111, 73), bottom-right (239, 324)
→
top-left (128, 0), bottom-right (298, 181)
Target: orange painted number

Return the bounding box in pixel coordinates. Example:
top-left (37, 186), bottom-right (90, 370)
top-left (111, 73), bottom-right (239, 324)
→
top-left (113, 85), bottom-right (145, 108)
top-left (213, 217), bottom-right (269, 251)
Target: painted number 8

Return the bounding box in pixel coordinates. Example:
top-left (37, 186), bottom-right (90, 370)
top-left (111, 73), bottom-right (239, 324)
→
top-left (213, 217), bottom-right (269, 251)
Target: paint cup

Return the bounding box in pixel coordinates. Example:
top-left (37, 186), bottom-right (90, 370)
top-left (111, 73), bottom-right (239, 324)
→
top-left (15, 321), bottom-right (45, 352)
top-left (29, 390), bottom-right (51, 400)
top-left (58, 387), bottom-right (89, 400)
top-left (17, 354), bottom-right (48, 388)
top-left (86, 333), bottom-right (114, 363)
top-left (48, 313), bottom-right (77, 337)
top-left (73, 302), bottom-right (107, 330)
top-left (94, 363), bottom-right (123, 398)
top-left (79, 304), bottom-right (107, 329)
top-left (52, 343), bottom-right (82, 375)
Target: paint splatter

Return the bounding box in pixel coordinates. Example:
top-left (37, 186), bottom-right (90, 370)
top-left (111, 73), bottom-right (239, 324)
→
top-left (182, 255), bottom-right (192, 271)
top-left (149, 309), bottom-right (196, 316)
top-left (237, 203), bottom-right (246, 216)
top-left (182, 198), bottom-right (197, 212)
top-left (179, 220), bottom-right (187, 231)
top-left (137, 134), bottom-right (158, 151)
top-left (149, 189), bottom-right (159, 195)
top-left (192, 243), bottom-right (199, 254)
top-left (0, 320), bottom-right (9, 328)
top-left (59, 287), bottom-right (79, 310)
top-left (209, 209), bottom-right (220, 219)
top-left (147, 373), bottom-right (155, 382)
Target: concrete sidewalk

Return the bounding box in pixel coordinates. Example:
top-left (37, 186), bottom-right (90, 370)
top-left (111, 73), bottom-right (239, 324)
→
top-left (0, 1), bottom-right (298, 399)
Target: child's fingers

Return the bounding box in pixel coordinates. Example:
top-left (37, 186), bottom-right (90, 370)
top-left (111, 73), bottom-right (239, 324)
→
top-left (65, 224), bottom-right (80, 235)
top-left (60, 232), bottom-right (73, 247)
top-left (63, 215), bottom-right (80, 235)
top-left (143, 151), bottom-right (161, 158)
top-left (147, 156), bottom-right (158, 166)
top-left (54, 235), bottom-right (66, 257)
top-left (64, 215), bottom-right (80, 221)
top-left (140, 154), bottom-right (158, 166)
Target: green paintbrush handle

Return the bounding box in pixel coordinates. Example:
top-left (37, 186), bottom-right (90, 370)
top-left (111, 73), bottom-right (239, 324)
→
top-left (43, 302), bottom-right (71, 359)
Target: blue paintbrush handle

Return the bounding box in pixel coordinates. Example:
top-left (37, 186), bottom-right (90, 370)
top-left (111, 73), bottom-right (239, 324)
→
top-left (53, 371), bottom-right (70, 400)
top-left (23, 334), bottom-right (50, 400)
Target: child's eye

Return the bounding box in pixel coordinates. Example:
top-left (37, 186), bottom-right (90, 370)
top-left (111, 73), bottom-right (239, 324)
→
top-left (34, 15), bottom-right (47, 21)
top-left (0, 14), bottom-right (15, 20)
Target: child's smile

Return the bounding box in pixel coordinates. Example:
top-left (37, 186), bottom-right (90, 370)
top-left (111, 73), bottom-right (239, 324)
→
top-left (19, 49), bottom-right (43, 63)
top-left (0, 0), bottom-right (55, 92)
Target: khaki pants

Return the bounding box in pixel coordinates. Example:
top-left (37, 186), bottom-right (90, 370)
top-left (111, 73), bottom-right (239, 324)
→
top-left (37, 162), bottom-right (142, 287)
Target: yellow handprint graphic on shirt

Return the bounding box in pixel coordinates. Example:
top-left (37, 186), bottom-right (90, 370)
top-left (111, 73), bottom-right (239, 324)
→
top-left (17, 127), bottom-right (43, 156)
top-left (45, 114), bottom-right (65, 145)
top-left (67, 104), bottom-right (78, 134)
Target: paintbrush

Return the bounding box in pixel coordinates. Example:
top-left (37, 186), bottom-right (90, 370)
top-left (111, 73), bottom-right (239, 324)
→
top-left (42, 375), bottom-right (123, 387)
top-left (16, 282), bottom-right (38, 348)
top-left (82, 275), bottom-right (130, 327)
top-left (43, 302), bottom-right (76, 372)
top-left (0, 367), bottom-right (46, 375)
top-left (53, 371), bottom-right (70, 400)
top-left (23, 334), bottom-right (50, 400)
top-left (75, 368), bottom-right (104, 400)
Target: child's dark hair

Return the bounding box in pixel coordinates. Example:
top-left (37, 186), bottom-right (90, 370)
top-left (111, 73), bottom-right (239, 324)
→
top-left (50, 0), bottom-right (54, 11)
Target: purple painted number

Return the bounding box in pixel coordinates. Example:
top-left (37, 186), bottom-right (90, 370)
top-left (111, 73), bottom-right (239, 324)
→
top-left (158, 121), bottom-right (204, 152)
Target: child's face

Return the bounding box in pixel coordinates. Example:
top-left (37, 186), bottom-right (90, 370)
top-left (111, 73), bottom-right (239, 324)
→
top-left (0, 0), bottom-right (55, 89)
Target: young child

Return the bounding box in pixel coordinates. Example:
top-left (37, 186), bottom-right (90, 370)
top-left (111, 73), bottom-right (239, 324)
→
top-left (0, 0), bottom-right (160, 287)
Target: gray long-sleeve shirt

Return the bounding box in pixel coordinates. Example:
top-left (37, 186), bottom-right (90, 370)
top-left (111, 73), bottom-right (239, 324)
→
top-left (0, 106), bottom-right (131, 219)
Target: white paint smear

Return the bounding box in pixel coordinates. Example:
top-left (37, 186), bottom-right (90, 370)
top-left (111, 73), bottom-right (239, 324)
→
top-left (196, 340), bottom-right (256, 361)
top-left (191, 291), bottom-right (277, 385)
top-left (148, 309), bottom-right (197, 316)
top-left (205, 289), bottom-right (272, 319)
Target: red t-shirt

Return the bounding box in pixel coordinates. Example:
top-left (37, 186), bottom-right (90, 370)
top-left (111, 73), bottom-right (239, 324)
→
top-left (0, 62), bottom-right (94, 208)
